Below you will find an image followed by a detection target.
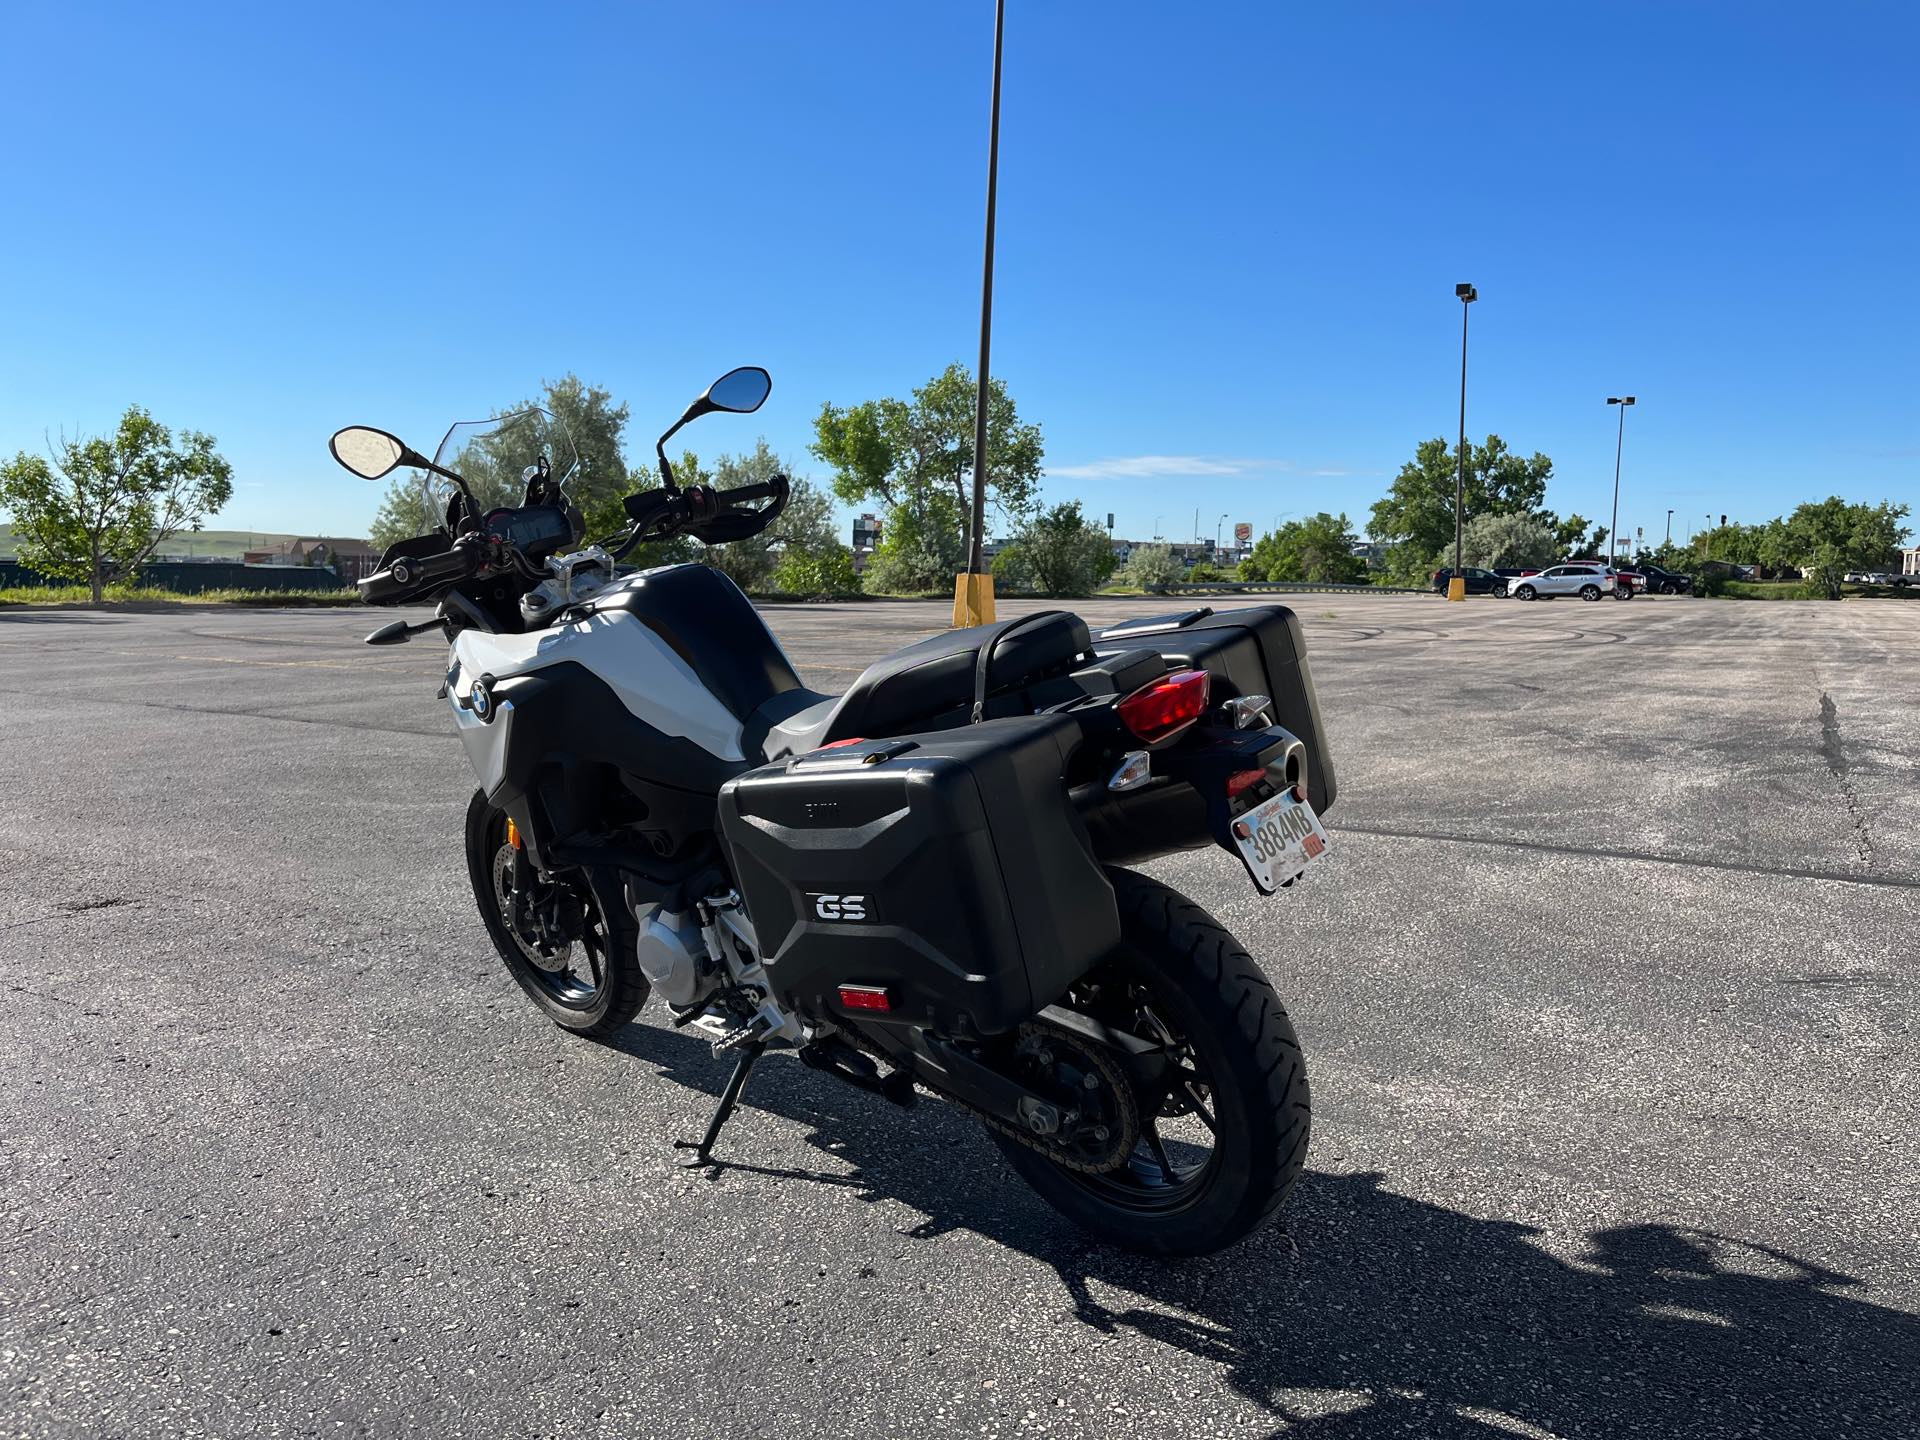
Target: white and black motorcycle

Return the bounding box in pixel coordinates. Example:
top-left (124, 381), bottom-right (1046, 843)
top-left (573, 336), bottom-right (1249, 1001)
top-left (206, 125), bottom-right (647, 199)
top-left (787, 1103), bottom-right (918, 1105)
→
top-left (330, 367), bottom-right (1337, 1256)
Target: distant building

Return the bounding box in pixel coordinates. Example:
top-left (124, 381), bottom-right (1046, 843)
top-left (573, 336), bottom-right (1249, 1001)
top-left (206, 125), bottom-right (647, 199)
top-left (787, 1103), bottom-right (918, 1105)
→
top-left (285, 537), bottom-right (382, 583)
top-left (1903, 546), bottom-right (1920, 576)
top-left (850, 513), bottom-right (882, 574)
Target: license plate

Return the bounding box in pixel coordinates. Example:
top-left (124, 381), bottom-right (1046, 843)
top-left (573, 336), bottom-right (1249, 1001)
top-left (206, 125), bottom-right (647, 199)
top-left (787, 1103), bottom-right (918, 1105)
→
top-left (1231, 790), bottom-right (1330, 894)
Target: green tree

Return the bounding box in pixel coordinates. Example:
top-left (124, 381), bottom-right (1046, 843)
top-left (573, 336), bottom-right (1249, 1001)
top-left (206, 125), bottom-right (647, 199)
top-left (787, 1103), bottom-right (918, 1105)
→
top-left (1369, 435), bottom-right (1555, 563)
top-left (369, 375), bottom-right (633, 550)
top-left (0, 405), bottom-right (233, 603)
top-left (811, 363), bottom-right (1043, 561)
top-left (1460, 511), bottom-right (1558, 569)
top-left (992, 500), bottom-right (1115, 597)
top-left (772, 545), bottom-right (860, 596)
top-left (1783, 497), bottom-right (1911, 598)
top-left (1245, 512), bottom-right (1366, 584)
top-left (1117, 543), bottom-right (1184, 590)
top-left (861, 489), bottom-right (969, 594)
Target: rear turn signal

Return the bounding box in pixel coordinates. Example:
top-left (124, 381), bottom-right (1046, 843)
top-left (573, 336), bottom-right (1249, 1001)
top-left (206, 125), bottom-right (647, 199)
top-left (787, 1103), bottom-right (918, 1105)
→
top-left (1116, 669), bottom-right (1211, 744)
top-left (837, 984), bottom-right (892, 1012)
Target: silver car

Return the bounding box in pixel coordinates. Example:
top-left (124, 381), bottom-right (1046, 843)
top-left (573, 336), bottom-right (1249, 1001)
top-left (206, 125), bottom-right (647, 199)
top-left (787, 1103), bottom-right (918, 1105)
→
top-left (1510, 563), bottom-right (1615, 602)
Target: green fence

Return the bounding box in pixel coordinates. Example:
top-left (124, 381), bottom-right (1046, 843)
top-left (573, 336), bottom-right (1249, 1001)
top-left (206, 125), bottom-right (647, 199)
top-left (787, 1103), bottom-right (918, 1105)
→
top-left (0, 560), bottom-right (348, 593)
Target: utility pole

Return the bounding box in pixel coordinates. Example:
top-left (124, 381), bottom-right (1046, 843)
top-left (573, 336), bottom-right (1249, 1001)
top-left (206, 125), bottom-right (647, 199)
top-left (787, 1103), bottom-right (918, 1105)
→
top-left (1606, 396), bottom-right (1636, 571)
top-left (1666, 508), bottom-right (1674, 547)
top-left (954, 0), bottom-right (1006, 628)
top-left (1450, 283), bottom-right (1477, 600)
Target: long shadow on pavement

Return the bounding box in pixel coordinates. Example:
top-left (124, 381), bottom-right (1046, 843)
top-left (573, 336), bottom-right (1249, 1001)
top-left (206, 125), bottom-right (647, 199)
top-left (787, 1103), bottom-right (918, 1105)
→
top-left (603, 1020), bottom-right (1917, 1439)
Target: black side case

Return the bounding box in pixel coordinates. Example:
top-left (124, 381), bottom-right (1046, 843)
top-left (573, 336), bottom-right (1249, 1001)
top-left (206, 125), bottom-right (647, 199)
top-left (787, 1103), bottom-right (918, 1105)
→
top-left (1095, 605), bottom-right (1337, 812)
top-left (717, 716), bottom-right (1118, 1037)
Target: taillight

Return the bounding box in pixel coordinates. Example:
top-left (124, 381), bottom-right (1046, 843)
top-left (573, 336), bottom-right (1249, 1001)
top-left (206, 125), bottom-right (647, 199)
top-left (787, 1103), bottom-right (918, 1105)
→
top-left (1116, 669), bottom-right (1211, 744)
top-left (1227, 769), bottom-right (1265, 798)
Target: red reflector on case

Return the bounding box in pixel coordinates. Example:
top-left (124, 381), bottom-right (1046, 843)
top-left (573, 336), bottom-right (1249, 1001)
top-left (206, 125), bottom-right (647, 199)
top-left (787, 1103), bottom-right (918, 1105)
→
top-left (1227, 769), bottom-right (1265, 798)
top-left (1116, 669), bottom-right (1211, 743)
top-left (816, 737), bottom-right (869, 751)
top-left (836, 984), bottom-right (892, 1011)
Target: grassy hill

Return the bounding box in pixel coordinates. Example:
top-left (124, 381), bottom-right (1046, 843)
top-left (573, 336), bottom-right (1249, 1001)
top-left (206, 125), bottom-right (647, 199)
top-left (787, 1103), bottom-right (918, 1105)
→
top-left (0, 524), bottom-right (298, 561)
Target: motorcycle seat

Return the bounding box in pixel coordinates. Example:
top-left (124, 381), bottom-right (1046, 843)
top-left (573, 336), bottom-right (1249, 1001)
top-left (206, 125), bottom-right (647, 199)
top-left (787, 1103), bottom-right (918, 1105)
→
top-left (745, 613), bottom-right (1092, 764)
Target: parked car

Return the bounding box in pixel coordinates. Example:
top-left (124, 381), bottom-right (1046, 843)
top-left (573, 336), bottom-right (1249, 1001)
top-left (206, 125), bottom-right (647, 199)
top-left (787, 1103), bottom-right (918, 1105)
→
top-left (1633, 562), bottom-right (1694, 595)
top-left (1431, 566), bottom-right (1509, 597)
top-left (1491, 567), bottom-right (1530, 579)
top-left (1612, 567), bottom-right (1648, 595)
top-left (1509, 563), bottom-right (1617, 602)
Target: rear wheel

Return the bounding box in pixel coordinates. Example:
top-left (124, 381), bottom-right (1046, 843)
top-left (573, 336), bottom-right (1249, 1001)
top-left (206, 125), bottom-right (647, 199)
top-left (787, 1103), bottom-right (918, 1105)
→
top-left (988, 870), bottom-right (1310, 1256)
top-left (464, 790), bottom-right (647, 1035)
top-left (1580, 584), bottom-right (1602, 601)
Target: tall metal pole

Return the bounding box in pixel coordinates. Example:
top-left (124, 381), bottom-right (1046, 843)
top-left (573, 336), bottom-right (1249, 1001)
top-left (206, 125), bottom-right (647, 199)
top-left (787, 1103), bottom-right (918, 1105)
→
top-left (1606, 395), bottom-right (1634, 571)
top-left (1452, 284), bottom-right (1475, 592)
top-left (1665, 508), bottom-right (1673, 547)
top-left (965, 0), bottom-right (1005, 587)
top-left (1456, 302), bottom-right (1468, 576)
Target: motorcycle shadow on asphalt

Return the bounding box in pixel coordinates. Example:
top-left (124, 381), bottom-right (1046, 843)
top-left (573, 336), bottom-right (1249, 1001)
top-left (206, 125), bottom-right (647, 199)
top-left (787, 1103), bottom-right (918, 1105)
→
top-left (600, 1020), bottom-right (1917, 1439)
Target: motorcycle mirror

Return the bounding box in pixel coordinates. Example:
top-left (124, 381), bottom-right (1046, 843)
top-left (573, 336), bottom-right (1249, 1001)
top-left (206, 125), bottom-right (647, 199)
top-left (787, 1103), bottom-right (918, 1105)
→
top-left (330, 426), bottom-right (416, 481)
top-left (701, 366), bottom-right (772, 416)
top-left (655, 367), bottom-right (772, 487)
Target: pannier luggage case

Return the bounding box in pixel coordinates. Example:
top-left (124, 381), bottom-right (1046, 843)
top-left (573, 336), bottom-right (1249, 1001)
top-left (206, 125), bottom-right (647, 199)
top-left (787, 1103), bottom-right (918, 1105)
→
top-left (1096, 605), bottom-right (1337, 812)
top-left (717, 715), bottom-right (1119, 1037)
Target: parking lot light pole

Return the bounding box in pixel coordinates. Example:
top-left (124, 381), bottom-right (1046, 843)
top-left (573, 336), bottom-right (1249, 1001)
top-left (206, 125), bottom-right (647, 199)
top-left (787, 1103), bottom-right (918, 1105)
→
top-left (954, 0), bottom-right (1006, 628)
top-left (1666, 508), bottom-right (1674, 548)
top-left (1451, 284), bottom-right (1477, 601)
top-left (1606, 396), bottom-right (1635, 571)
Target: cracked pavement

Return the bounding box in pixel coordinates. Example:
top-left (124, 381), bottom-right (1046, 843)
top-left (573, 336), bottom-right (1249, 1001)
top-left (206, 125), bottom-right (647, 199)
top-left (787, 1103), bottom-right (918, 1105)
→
top-left (2, 593), bottom-right (1916, 1439)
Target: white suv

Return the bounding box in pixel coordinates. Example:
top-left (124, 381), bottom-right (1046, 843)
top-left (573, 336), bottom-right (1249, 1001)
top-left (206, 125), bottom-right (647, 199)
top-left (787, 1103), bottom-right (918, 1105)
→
top-left (1511, 564), bottom-right (1616, 602)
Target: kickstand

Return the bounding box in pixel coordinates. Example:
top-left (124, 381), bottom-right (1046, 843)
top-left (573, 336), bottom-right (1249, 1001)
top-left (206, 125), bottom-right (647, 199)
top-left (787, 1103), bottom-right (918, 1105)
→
top-left (674, 1040), bottom-right (766, 1167)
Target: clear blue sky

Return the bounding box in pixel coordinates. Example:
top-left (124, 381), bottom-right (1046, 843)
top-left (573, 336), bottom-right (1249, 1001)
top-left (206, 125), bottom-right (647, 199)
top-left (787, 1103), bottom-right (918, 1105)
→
top-left (3, 1), bottom-right (1914, 547)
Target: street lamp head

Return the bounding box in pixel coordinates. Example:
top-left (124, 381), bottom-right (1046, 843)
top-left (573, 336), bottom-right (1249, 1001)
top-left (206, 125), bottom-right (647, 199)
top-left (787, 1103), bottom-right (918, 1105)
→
top-left (1455, 283), bottom-right (1477, 302)
top-left (1609, 395), bottom-right (1636, 406)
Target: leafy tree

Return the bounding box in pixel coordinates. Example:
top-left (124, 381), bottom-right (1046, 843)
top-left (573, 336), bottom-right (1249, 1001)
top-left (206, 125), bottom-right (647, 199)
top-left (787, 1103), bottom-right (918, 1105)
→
top-left (1783, 497), bottom-right (1911, 598)
top-left (1244, 512), bottom-right (1366, 584)
top-left (992, 500), bottom-right (1115, 597)
top-left (1551, 513), bottom-right (1595, 555)
top-left (1460, 511), bottom-right (1557, 569)
top-left (1186, 561), bottom-right (1223, 583)
top-left (811, 363), bottom-right (1043, 562)
top-left (369, 375), bottom-right (635, 550)
top-left (1117, 543), bottom-right (1184, 591)
top-left (772, 545), bottom-right (860, 596)
top-left (0, 405), bottom-right (233, 603)
top-left (1369, 435), bottom-right (1555, 562)
top-left (862, 489), bottom-right (968, 594)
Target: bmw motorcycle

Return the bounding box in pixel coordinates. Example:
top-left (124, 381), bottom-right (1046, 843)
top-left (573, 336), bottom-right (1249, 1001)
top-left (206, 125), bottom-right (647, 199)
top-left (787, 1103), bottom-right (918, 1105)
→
top-left (330, 367), bottom-right (1337, 1256)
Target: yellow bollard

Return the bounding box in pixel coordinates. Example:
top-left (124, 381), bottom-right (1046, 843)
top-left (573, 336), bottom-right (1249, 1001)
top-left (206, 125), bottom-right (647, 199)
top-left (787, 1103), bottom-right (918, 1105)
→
top-left (952, 571), bottom-right (997, 627)
top-left (1447, 576), bottom-right (1467, 602)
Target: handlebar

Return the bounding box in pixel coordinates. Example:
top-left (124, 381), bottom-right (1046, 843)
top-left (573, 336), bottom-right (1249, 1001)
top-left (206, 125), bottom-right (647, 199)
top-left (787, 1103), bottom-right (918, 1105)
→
top-left (609, 474), bottom-right (790, 559)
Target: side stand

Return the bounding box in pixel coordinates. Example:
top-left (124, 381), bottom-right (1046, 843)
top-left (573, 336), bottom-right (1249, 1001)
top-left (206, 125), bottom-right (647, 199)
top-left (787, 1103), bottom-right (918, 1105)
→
top-left (674, 1040), bottom-right (766, 1167)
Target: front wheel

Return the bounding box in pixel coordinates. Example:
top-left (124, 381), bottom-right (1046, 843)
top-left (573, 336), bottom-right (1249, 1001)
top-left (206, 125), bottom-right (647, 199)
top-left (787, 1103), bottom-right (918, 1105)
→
top-left (1516, 584), bottom-right (1537, 601)
top-left (988, 870), bottom-right (1310, 1256)
top-left (1492, 583), bottom-right (1508, 598)
top-left (464, 790), bottom-right (647, 1036)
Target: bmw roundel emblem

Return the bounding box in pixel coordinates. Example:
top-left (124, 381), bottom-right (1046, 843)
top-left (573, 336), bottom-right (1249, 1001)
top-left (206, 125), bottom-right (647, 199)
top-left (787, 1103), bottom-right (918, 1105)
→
top-left (470, 682), bottom-right (491, 720)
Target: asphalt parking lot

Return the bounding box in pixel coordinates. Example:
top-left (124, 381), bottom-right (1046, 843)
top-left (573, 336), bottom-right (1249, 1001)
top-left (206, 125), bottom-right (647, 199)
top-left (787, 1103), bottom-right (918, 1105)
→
top-left (3, 592), bottom-right (1916, 1439)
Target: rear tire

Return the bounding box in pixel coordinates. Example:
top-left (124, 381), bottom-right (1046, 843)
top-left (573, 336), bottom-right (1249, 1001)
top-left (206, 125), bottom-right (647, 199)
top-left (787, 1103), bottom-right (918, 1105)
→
top-left (464, 790), bottom-right (647, 1036)
top-left (989, 870), bottom-right (1310, 1256)
top-left (1581, 584), bottom-right (1602, 601)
